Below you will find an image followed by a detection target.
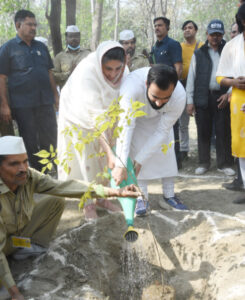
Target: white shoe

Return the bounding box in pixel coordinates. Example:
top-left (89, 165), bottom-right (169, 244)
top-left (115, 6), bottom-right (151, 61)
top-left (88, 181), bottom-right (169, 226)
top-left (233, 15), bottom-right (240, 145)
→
top-left (12, 243), bottom-right (47, 260)
top-left (195, 167), bottom-right (208, 175)
top-left (217, 168), bottom-right (235, 176)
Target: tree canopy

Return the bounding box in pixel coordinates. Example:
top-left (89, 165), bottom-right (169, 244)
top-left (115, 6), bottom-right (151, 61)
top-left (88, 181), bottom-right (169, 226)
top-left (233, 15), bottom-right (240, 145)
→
top-left (0, 0), bottom-right (239, 56)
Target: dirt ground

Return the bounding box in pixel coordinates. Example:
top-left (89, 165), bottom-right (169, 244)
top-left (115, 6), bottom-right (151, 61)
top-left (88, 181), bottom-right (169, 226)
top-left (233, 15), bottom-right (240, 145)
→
top-left (2, 118), bottom-right (245, 300)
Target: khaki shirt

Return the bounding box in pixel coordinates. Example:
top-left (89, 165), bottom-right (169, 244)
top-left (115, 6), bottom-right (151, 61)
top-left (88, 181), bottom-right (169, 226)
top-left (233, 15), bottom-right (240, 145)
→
top-left (129, 54), bottom-right (149, 72)
top-left (0, 168), bottom-right (107, 288)
top-left (53, 48), bottom-right (90, 88)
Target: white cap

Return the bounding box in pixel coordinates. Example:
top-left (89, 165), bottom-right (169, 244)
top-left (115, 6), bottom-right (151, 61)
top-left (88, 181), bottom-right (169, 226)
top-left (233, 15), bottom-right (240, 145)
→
top-left (119, 30), bottom-right (134, 41)
top-left (35, 36), bottom-right (48, 46)
top-left (0, 136), bottom-right (26, 155)
top-left (66, 25), bottom-right (80, 33)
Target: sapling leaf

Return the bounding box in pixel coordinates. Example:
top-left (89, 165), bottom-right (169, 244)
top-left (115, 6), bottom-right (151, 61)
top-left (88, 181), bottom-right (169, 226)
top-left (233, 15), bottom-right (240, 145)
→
top-left (34, 150), bottom-right (50, 158)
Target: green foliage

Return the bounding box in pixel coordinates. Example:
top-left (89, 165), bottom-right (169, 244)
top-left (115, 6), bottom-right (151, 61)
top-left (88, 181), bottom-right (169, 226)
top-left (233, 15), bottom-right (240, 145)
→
top-left (0, 0), bottom-right (29, 13)
top-left (78, 181), bottom-right (96, 209)
top-left (34, 144), bottom-right (57, 173)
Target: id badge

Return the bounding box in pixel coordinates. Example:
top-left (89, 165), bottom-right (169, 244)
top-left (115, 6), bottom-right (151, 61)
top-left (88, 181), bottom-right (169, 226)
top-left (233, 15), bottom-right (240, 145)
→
top-left (11, 236), bottom-right (31, 248)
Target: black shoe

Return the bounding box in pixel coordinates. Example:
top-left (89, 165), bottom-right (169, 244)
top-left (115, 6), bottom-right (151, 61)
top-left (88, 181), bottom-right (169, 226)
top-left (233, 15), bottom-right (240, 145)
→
top-left (222, 178), bottom-right (243, 191)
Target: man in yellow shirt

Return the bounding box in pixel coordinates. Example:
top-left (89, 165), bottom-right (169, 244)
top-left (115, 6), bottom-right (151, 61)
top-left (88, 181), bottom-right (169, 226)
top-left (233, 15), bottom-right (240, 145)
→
top-left (179, 20), bottom-right (203, 161)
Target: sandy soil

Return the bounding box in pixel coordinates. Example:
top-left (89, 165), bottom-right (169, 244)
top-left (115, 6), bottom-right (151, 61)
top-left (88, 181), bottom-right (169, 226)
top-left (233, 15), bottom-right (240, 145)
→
top-left (2, 118), bottom-right (245, 300)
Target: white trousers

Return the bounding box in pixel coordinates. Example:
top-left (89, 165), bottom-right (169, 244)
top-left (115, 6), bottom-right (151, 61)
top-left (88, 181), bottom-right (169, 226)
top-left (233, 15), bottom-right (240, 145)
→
top-left (137, 177), bottom-right (175, 200)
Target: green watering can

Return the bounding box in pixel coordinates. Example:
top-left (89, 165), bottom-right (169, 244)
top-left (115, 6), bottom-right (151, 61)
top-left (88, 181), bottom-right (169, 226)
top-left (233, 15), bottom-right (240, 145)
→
top-left (109, 157), bottom-right (138, 242)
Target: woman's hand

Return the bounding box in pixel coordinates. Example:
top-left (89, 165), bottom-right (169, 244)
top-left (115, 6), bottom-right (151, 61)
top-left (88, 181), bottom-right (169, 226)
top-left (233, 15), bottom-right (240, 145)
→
top-left (107, 153), bottom-right (115, 169)
top-left (112, 166), bottom-right (127, 186)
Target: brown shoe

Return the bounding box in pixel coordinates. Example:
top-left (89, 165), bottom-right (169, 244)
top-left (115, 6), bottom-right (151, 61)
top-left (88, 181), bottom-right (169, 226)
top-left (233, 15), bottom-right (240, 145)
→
top-left (96, 198), bottom-right (121, 212)
top-left (84, 203), bottom-right (98, 220)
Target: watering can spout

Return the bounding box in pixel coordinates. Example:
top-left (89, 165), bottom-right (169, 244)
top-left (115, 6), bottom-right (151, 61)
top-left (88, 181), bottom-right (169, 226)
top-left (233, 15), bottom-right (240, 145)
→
top-left (124, 226), bottom-right (138, 242)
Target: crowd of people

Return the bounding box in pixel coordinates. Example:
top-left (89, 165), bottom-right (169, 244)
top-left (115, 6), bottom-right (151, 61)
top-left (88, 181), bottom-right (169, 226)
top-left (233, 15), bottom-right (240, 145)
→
top-left (0, 3), bottom-right (245, 299)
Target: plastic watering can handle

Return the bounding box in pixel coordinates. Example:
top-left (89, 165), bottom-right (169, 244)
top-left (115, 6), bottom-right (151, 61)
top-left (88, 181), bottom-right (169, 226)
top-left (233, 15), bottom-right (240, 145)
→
top-left (109, 157), bottom-right (137, 227)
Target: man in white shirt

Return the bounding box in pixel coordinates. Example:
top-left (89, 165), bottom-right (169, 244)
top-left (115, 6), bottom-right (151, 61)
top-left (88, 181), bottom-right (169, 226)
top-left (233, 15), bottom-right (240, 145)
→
top-left (112, 65), bottom-right (188, 212)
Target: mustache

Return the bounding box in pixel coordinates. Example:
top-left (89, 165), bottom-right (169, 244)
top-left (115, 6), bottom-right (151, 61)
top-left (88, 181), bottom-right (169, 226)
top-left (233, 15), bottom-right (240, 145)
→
top-left (16, 171), bottom-right (27, 177)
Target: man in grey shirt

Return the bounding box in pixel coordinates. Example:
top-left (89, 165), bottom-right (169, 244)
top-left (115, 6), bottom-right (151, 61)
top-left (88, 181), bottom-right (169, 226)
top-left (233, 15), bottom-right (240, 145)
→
top-left (186, 19), bottom-right (234, 176)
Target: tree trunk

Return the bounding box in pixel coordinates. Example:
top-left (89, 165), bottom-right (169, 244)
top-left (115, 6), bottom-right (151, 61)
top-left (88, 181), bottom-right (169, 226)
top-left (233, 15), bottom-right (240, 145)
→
top-left (91, 0), bottom-right (103, 51)
top-left (46, 0), bottom-right (62, 56)
top-left (114, 0), bottom-right (120, 40)
top-left (66, 0), bottom-right (76, 26)
top-left (160, 0), bottom-right (167, 16)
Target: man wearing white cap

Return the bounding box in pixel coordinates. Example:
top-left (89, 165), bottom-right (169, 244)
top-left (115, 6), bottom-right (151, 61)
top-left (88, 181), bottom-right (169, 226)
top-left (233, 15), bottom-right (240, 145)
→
top-left (53, 25), bottom-right (90, 89)
top-left (0, 136), bottom-right (140, 300)
top-left (119, 29), bottom-right (149, 71)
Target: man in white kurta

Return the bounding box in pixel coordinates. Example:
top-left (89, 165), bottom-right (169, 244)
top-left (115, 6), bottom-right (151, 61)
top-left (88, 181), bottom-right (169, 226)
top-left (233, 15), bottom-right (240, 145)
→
top-left (112, 65), bottom-right (188, 211)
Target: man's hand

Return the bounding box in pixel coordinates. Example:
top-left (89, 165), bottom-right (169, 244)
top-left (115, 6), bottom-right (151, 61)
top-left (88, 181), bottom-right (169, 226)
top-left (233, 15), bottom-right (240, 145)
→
top-left (217, 93), bottom-right (229, 109)
top-left (54, 93), bottom-right (59, 111)
top-left (233, 76), bottom-right (245, 90)
top-left (134, 161), bottom-right (141, 176)
top-left (186, 104), bottom-right (195, 116)
top-left (8, 285), bottom-right (25, 300)
top-left (0, 102), bottom-right (12, 123)
top-left (117, 184), bottom-right (141, 198)
top-left (112, 166), bottom-right (127, 186)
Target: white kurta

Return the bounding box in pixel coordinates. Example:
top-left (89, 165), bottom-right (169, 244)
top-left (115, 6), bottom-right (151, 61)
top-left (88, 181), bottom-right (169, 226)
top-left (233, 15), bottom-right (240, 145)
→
top-left (115, 67), bottom-right (186, 180)
top-left (57, 41), bottom-right (128, 182)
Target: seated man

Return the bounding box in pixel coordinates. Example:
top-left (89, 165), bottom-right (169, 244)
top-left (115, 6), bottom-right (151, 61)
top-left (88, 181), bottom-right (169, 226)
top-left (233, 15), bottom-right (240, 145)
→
top-left (112, 65), bottom-right (188, 214)
top-left (0, 136), bottom-right (140, 300)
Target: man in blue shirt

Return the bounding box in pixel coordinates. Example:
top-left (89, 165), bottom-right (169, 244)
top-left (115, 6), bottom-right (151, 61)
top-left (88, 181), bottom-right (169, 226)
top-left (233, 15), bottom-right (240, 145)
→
top-left (150, 17), bottom-right (183, 169)
top-left (0, 10), bottom-right (59, 172)
top-left (150, 17), bottom-right (182, 78)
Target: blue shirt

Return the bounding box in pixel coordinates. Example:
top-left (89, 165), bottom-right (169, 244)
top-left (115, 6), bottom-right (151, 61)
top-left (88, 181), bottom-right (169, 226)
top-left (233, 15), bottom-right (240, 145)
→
top-left (151, 35), bottom-right (182, 67)
top-left (0, 35), bottom-right (54, 108)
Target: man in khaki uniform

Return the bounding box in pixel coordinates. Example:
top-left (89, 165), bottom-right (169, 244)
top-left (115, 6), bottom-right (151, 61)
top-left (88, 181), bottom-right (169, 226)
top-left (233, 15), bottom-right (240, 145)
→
top-left (0, 136), bottom-right (140, 300)
top-left (119, 30), bottom-right (149, 71)
top-left (53, 25), bottom-right (90, 89)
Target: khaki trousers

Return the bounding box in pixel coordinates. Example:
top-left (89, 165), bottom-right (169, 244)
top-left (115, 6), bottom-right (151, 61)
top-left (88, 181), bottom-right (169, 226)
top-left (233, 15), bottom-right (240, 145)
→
top-left (4, 196), bottom-right (65, 256)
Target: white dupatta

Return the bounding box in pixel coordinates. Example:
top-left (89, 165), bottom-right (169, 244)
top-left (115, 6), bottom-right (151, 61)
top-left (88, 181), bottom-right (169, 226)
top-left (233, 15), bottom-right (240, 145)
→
top-left (217, 33), bottom-right (245, 78)
top-left (59, 41), bottom-right (128, 130)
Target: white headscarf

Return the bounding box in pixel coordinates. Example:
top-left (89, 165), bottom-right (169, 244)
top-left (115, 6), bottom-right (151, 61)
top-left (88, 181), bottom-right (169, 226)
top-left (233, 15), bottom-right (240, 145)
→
top-left (217, 33), bottom-right (245, 78)
top-left (59, 41), bottom-right (128, 130)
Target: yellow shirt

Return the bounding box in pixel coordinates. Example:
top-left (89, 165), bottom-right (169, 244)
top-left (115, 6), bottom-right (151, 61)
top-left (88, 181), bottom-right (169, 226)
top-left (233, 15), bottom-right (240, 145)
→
top-left (181, 41), bottom-right (204, 80)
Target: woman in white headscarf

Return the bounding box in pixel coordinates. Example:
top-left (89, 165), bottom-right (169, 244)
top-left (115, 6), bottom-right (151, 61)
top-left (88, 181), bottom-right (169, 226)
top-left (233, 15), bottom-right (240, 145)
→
top-left (216, 5), bottom-right (245, 201)
top-left (57, 41), bottom-right (128, 218)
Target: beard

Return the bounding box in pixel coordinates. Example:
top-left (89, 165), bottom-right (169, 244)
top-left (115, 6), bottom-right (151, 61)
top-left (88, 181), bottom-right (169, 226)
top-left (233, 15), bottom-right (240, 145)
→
top-left (146, 87), bottom-right (167, 110)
